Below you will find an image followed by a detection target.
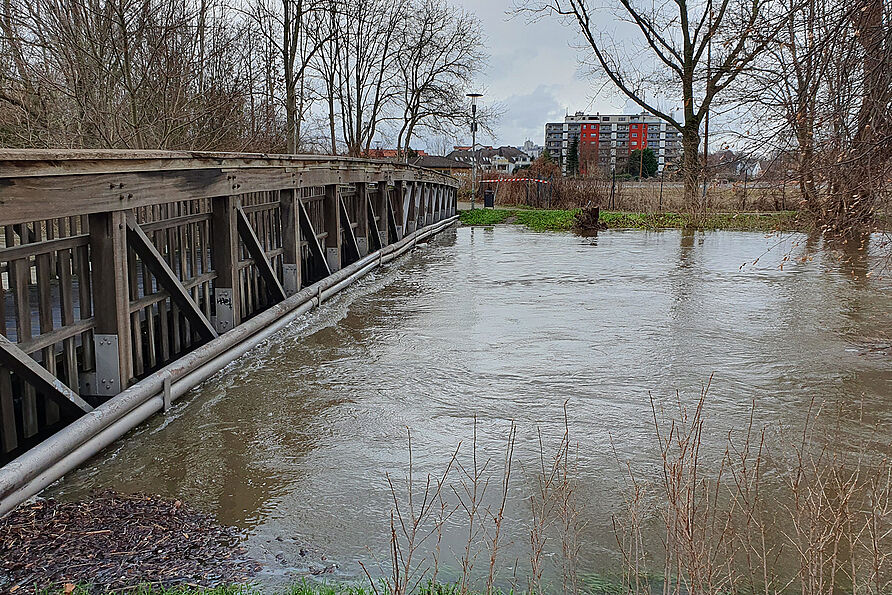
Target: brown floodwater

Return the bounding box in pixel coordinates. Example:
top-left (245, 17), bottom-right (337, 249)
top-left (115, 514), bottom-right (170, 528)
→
top-left (51, 226), bottom-right (891, 589)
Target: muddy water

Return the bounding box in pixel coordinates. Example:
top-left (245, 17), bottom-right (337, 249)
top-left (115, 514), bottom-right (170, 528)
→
top-left (53, 226), bottom-right (891, 588)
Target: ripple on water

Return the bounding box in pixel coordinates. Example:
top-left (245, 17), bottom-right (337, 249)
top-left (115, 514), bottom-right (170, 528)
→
top-left (51, 226), bottom-right (892, 588)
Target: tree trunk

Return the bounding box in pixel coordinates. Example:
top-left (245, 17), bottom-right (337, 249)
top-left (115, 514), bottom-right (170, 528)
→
top-left (681, 128), bottom-right (702, 211)
top-left (826, 0), bottom-right (889, 234)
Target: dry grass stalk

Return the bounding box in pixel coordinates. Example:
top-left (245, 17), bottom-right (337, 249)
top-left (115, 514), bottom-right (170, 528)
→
top-left (378, 429), bottom-right (460, 595)
top-left (484, 422), bottom-right (517, 595)
top-left (612, 385), bottom-right (892, 595)
top-left (527, 402), bottom-right (580, 595)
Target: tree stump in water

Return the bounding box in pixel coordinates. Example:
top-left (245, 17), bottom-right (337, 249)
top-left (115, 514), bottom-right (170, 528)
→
top-left (574, 205), bottom-right (604, 232)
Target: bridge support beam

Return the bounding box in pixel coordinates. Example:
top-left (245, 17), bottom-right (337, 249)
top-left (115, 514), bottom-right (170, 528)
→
top-left (86, 211), bottom-right (132, 396)
top-left (374, 182), bottom-right (389, 247)
top-left (280, 189), bottom-right (302, 296)
top-left (422, 183), bottom-right (432, 227)
top-left (355, 183), bottom-right (369, 257)
top-left (210, 196), bottom-right (241, 334)
top-left (392, 181), bottom-right (404, 240)
top-left (323, 184), bottom-right (342, 272)
top-left (405, 182), bottom-right (418, 235)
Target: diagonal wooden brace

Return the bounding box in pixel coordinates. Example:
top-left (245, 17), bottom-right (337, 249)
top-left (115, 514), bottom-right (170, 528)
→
top-left (367, 195), bottom-right (383, 252)
top-left (297, 201), bottom-right (331, 277)
top-left (339, 197), bottom-right (362, 264)
top-left (387, 197), bottom-right (401, 243)
top-left (236, 207), bottom-right (287, 303)
top-left (125, 213), bottom-right (218, 341)
top-left (0, 334), bottom-right (92, 414)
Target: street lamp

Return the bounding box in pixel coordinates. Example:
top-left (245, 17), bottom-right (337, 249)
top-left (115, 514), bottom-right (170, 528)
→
top-left (467, 92), bottom-right (482, 210)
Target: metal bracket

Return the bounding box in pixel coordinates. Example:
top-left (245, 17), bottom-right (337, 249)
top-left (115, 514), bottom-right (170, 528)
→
top-left (214, 288), bottom-right (235, 333)
top-left (283, 264), bottom-right (300, 295)
top-left (83, 334), bottom-right (120, 397)
top-left (326, 247), bottom-right (340, 272)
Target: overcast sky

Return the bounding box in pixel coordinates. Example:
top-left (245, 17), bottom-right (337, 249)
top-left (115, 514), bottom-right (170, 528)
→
top-left (445, 1), bottom-right (636, 149)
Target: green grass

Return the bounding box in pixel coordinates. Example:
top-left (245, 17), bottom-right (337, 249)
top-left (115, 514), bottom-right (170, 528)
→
top-left (512, 209), bottom-right (579, 232)
top-left (457, 208), bottom-right (514, 226)
top-left (459, 208), bottom-right (806, 233)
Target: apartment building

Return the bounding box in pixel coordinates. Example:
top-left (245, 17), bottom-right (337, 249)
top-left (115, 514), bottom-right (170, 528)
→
top-left (544, 111), bottom-right (682, 174)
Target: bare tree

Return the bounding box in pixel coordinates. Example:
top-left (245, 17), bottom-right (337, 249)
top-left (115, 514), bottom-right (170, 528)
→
top-left (515, 0), bottom-right (784, 210)
top-left (735, 0), bottom-right (890, 234)
top-left (393, 0), bottom-right (485, 160)
top-left (329, 0), bottom-right (404, 157)
top-left (0, 0), bottom-right (272, 150)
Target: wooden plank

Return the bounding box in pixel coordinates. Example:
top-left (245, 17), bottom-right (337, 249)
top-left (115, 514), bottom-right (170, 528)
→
top-left (128, 243), bottom-right (144, 378)
top-left (392, 181), bottom-right (405, 240)
top-left (0, 166), bottom-right (457, 225)
top-left (125, 213), bottom-right (218, 342)
top-left (0, 334), bottom-right (92, 414)
top-left (34, 243), bottom-right (59, 425)
top-left (0, 150), bottom-right (459, 185)
top-left (139, 212), bottom-right (210, 233)
top-left (0, 234), bottom-right (88, 262)
top-left (236, 207), bottom-right (286, 303)
top-left (49, 251), bottom-right (80, 392)
top-left (0, 271), bottom-right (11, 453)
top-left (12, 256), bottom-right (37, 436)
top-left (0, 368), bottom-right (16, 453)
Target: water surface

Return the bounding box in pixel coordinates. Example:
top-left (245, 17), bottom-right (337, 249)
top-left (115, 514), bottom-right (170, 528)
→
top-left (54, 226), bottom-right (892, 588)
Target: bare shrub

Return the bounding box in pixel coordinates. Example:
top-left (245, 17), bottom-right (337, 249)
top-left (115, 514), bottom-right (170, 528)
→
top-left (612, 387), bottom-right (892, 595)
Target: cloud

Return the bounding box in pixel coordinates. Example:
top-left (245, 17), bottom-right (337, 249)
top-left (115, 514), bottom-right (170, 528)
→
top-left (497, 86), bottom-right (565, 145)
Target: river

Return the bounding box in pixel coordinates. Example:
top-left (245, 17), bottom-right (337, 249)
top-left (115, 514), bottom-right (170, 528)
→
top-left (51, 225), bottom-right (891, 590)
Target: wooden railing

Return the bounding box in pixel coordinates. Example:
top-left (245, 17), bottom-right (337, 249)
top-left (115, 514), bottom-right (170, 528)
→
top-left (0, 151), bottom-right (458, 462)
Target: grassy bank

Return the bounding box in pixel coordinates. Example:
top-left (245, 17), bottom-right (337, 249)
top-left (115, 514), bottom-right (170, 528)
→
top-left (458, 207), bottom-right (806, 232)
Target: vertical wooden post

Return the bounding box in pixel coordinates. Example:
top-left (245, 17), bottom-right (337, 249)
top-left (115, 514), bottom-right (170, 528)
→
top-left (280, 189), bottom-right (301, 295)
top-left (355, 183), bottom-right (369, 257)
top-left (436, 186), bottom-right (444, 221)
top-left (421, 183), bottom-right (431, 228)
top-left (393, 181), bottom-right (405, 239)
top-left (428, 184), bottom-right (435, 225)
top-left (211, 196), bottom-right (241, 333)
top-left (376, 182), bottom-right (389, 246)
top-left (405, 182), bottom-right (417, 235)
top-left (88, 211), bottom-right (132, 395)
top-left (323, 184), bottom-right (341, 271)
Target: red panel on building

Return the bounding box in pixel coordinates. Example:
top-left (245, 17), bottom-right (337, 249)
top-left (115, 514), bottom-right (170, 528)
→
top-left (629, 123), bottom-right (649, 151)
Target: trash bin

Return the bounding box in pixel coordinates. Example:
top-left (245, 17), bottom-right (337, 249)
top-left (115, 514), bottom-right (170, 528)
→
top-left (483, 189), bottom-right (495, 208)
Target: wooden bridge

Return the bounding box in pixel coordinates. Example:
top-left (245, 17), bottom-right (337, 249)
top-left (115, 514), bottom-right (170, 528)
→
top-left (0, 151), bottom-right (459, 515)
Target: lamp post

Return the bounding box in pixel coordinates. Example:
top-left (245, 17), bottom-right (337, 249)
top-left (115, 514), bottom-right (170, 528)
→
top-left (467, 92), bottom-right (482, 210)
